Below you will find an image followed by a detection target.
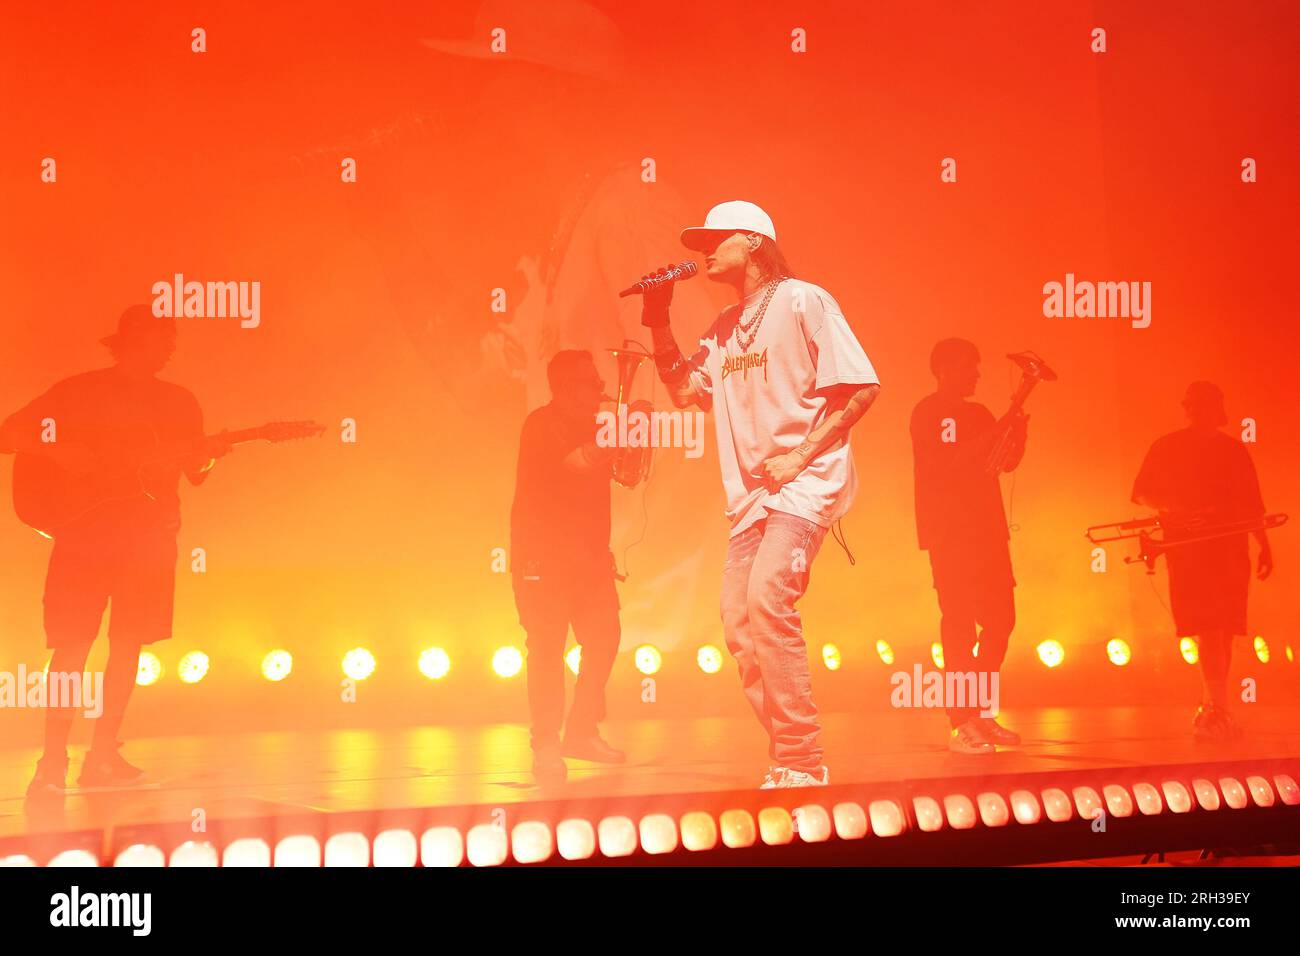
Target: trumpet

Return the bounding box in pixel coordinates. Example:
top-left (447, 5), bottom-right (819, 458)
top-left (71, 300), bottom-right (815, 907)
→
top-left (984, 351), bottom-right (1056, 473)
top-left (1086, 512), bottom-right (1288, 573)
top-left (607, 340), bottom-right (654, 489)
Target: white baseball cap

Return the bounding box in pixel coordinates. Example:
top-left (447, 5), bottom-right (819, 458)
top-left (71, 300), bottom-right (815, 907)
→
top-left (680, 200), bottom-right (777, 252)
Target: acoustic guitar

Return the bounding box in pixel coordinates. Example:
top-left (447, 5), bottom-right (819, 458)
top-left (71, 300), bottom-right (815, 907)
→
top-left (12, 420), bottom-right (325, 537)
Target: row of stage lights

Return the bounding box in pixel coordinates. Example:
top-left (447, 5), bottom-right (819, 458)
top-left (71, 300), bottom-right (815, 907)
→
top-left (125, 635), bottom-right (1294, 687)
top-left (7, 770), bottom-right (1299, 867)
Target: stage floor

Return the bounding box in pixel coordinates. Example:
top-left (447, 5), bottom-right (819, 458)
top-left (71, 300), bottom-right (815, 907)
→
top-left (3, 705), bottom-right (1299, 841)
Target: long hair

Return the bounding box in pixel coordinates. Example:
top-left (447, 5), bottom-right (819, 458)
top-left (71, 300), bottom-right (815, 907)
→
top-left (752, 236), bottom-right (795, 281)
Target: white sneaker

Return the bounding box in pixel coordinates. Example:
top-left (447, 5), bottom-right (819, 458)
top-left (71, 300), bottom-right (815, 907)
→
top-left (759, 766), bottom-right (788, 789)
top-left (778, 767), bottom-right (829, 788)
top-left (949, 720), bottom-right (995, 755)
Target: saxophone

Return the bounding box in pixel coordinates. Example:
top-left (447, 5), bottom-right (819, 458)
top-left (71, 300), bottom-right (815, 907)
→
top-left (607, 340), bottom-right (654, 488)
top-left (984, 351), bottom-right (1056, 473)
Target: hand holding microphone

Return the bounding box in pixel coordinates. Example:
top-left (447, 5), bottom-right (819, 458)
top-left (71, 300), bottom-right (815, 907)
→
top-left (624, 261), bottom-right (697, 327)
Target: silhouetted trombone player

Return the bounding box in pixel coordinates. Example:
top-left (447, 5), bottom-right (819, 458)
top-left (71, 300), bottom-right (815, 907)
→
top-left (1130, 382), bottom-right (1275, 741)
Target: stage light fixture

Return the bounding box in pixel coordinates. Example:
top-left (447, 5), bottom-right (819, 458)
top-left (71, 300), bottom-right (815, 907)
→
top-left (719, 809), bottom-right (757, 849)
top-left (1009, 790), bottom-right (1042, 825)
top-left (875, 639), bottom-right (895, 665)
top-left (679, 812), bottom-right (718, 851)
top-left (419, 647), bottom-right (451, 680)
top-left (114, 844), bottom-right (165, 867)
top-left (372, 829), bottom-right (418, 867)
top-left (169, 842), bottom-right (219, 867)
top-left (420, 827), bottom-right (464, 867)
top-left (342, 647), bottom-right (376, 681)
top-left (48, 849), bottom-right (99, 867)
top-left (262, 649), bottom-right (293, 682)
top-left (832, 803), bottom-right (868, 839)
top-left (634, 644), bottom-right (662, 675)
top-left (178, 650), bottom-right (210, 684)
top-left (556, 820), bottom-right (597, 860)
top-left (821, 643), bottom-right (842, 671)
top-left (639, 814), bottom-right (679, 854)
top-left (597, 816), bottom-right (638, 857)
top-left (222, 838), bottom-right (271, 867)
top-left (977, 793), bottom-right (1011, 827)
top-left (324, 833), bottom-right (370, 867)
top-left (510, 822), bottom-right (553, 865)
top-left (1253, 635), bottom-right (1270, 664)
top-left (274, 835), bottom-right (321, 867)
top-left (136, 651), bottom-right (162, 687)
top-left (795, 804), bottom-right (833, 842)
top-left (492, 646), bottom-right (524, 678)
top-left (1179, 637), bottom-right (1199, 664)
top-left (757, 807), bottom-right (794, 845)
top-left (1036, 640), bottom-right (1064, 668)
top-left (1106, 638), bottom-right (1131, 666)
top-left (466, 824), bottom-right (509, 867)
top-left (697, 644), bottom-right (723, 674)
top-left (930, 642), bottom-right (945, 669)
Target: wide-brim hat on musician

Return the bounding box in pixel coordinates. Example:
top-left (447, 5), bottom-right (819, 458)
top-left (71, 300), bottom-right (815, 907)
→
top-left (100, 305), bottom-right (176, 348)
top-left (680, 200), bottom-right (777, 252)
top-left (418, 0), bottom-right (626, 79)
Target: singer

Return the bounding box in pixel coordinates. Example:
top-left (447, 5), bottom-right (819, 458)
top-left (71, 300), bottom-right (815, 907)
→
top-left (640, 200), bottom-right (881, 789)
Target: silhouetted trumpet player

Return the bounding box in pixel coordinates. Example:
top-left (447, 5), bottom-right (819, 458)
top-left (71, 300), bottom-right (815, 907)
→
top-left (911, 341), bottom-right (1052, 754)
top-left (1129, 382), bottom-right (1275, 741)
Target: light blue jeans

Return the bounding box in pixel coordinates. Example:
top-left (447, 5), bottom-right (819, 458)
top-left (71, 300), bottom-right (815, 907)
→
top-left (720, 510), bottom-right (828, 772)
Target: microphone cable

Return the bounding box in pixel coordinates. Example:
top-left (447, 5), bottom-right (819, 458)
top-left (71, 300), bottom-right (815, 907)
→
top-left (616, 351), bottom-right (656, 580)
top-left (831, 517), bottom-right (856, 566)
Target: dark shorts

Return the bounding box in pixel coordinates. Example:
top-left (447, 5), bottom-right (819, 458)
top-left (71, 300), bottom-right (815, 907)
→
top-left (1166, 537), bottom-right (1250, 636)
top-left (43, 531), bottom-right (179, 649)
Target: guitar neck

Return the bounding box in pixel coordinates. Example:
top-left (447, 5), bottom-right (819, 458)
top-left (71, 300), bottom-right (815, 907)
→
top-left (221, 427), bottom-right (272, 445)
top-left (143, 425), bottom-right (292, 465)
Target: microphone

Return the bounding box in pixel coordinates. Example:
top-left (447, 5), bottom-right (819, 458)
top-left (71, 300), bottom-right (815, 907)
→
top-left (618, 261), bottom-right (698, 298)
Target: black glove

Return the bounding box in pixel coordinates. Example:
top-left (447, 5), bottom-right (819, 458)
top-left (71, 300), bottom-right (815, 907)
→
top-left (639, 264), bottom-right (676, 327)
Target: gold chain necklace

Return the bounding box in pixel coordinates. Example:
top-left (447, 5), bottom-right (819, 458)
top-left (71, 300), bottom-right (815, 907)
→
top-left (735, 277), bottom-right (786, 352)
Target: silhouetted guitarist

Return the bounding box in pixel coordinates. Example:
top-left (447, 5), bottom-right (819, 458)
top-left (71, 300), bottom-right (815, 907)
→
top-left (1, 306), bottom-right (231, 798)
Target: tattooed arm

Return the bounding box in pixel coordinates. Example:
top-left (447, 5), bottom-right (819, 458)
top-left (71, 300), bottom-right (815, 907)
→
top-left (756, 383), bottom-right (881, 491)
top-left (641, 264), bottom-right (713, 410)
top-left (649, 324), bottom-right (712, 410)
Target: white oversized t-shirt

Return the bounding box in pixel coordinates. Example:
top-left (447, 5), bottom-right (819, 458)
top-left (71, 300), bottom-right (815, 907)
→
top-left (683, 278), bottom-right (880, 536)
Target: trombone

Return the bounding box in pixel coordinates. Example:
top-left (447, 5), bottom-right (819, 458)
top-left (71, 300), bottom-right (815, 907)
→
top-left (1085, 512), bottom-right (1288, 573)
